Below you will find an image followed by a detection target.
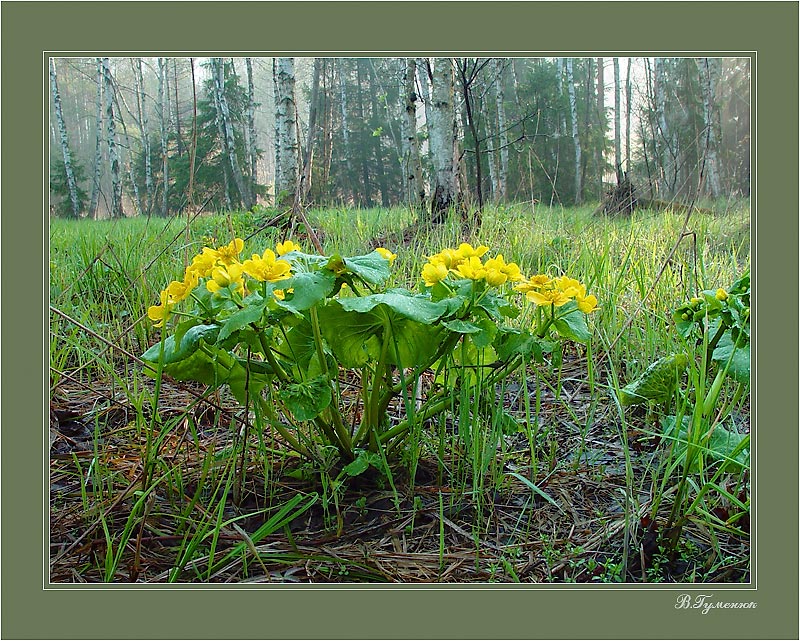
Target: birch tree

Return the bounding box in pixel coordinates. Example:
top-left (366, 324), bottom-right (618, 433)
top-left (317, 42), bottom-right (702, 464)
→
top-left (88, 58), bottom-right (103, 219)
top-left (50, 58), bottom-right (82, 218)
top-left (613, 57), bottom-right (622, 183)
top-left (102, 58), bottom-right (123, 217)
top-left (213, 58), bottom-right (251, 209)
top-left (245, 58), bottom-right (258, 195)
top-left (697, 57), bottom-right (722, 198)
top-left (401, 58), bottom-right (425, 206)
top-left (428, 57), bottom-right (457, 222)
top-left (158, 57), bottom-right (170, 216)
top-left (273, 57), bottom-right (298, 208)
top-left (493, 58), bottom-right (509, 201)
top-left (133, 58), bottom-right (153, 214)
top-left (565, 58), bottom-right (582, 204)
top-left (625, 58), bottom-right (632, 174)
top-left (298, 57), bottom-right (322, 204)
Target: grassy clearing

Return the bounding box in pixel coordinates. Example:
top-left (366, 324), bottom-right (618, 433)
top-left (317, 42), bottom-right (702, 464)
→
top-left (49, 201), bottom-right (750, 583)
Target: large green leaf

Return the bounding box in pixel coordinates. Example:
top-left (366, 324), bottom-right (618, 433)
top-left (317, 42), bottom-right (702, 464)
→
top-left (279, 375), bottom-right (332, 421)
top-left (318, 295), bottom-right (448, 369)
top-left (142, 324), bottom-right (220, 364)
top-left (217, 302), bottom-right (266, 342)
top-left (344, 251), bottom-right (392, 285)
top-left (326, 251), bottom-right (391, 286)
top-left (712, 333), bottom-right (750, 384)
top-left (495, 328), bottom-right (547, 363)
top-left (276, 270), bottom-right (336, 313)
top-left (619, 353), bottom-right (689, 406)
top-left (553, 304), bottom-right (591, 344)
top-left (339, 289), bottom-right (454, 323)
top-left (317, 303), bottom-right (382, 367)
top-left (661, 415), bottom-right (750, 473)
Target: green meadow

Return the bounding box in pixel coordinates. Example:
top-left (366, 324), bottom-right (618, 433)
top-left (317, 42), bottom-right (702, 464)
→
top-left (49, 201), bottom-right (750, 583)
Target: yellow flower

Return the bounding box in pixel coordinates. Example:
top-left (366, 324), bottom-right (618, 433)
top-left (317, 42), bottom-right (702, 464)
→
top-left (554, 276), bottom-right (582, 298)
top-left (483, 254), bottom-right (525, 285)
top-left (514, 274), bottom-right (551, 293)
top-left (375, 247), bottom-right (397, 264)
top-left (242, 250), bottom-right (292, 283)
top-left (276, 240), bottom-right (302, 256)
top-left (147, 290), bottom-right (173, 327)
top-left (428, 248), bottom-right (462, 270)
top-left (207, 263), bottom-right (245, 295)
top-left (455, 256), bottom-right (486, 281)
top-left (456, 242), bottom-right (490, 259)
top-left (187, 247), bottom-right (220, 279)
top-left (273, 288), bottom-right (294, 301)
top-left (216, 238), bottom-right (245, 265)
top-left (715, 288), bottom-right (728, 301)
top-left (526, 288), bottom-right (571, 307)
top-left (576, 292), bottom-right (599, 314)
top-left (165, 270), bottom-right (199, 304)
top-left (484, 267), bottom-right (508, 287)
top-left (422, 261), bottom-right (449, 287)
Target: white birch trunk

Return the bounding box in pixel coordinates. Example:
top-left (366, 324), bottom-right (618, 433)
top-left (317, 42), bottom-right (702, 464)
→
top-left (625, 57), bottom-right (632, 173)
top-left (402, 58), bottom-right (425, 205)
top-left (214, 58), bottom-right (251, 209)
top-left (697, 57), bottom-right (722, 198)
top-left (134, 58), bottom-right (153, 214)
top-left (273, 57), bottom-right (298, 207)
top-left (654, 58), bottom-right (673, 196)
top-left (428, 57), bottom-right (457, 221)
top-left (417, 58), bottom-right (434, 163)
top-left (89, 58), bottom-right (103, 219)
top-left (493, 58), bottom-right (508, 201)
top-left (50, 58), bottom-right (82, 217)
top-left (102, 58), bottom-right (123, 217)
top-left (158, 58), bottom-right (170, 216)
top-left (245, 58), bottom-right (258, 192)
top-left (613, 58), bottom-right (622, 182)
top-left (565, 58), bottom-right (582, 204)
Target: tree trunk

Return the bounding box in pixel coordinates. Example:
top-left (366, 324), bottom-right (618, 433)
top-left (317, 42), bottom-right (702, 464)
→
top-left (654, 58), bottom-right (675, 197)
top-left (50, 58), bottom-right (82, 218)
top-left (457, 58), bottom-right (484, 212)
top-left (173, 59), bottom-right (184, 157)
top-left (133, 58), bottom-right (153, 215)
top-left (354, 60), bottom-right (373, 207)
top-left (245, 58), bottom-right (258, 196)
top-left (565, 58), bottom-right (582, 204)
top-left (102, 58), bottom-right (123, 217)
top-left (366, 60), bottom-right (390, 207)
top-left (401, 58), bottom-right (425, 206)
top-left (336, 59), bottom-right (356, 204)
top-left (625, 57), bottom-right (632, 174)
top-left (697, 57), bottom-right (722, 198)
top-left (428, 57), bottom-right (457, 222)
top-left (273, 57), bottom-right (298, 208)
top-left (188, 58), bottom-right (198, 213)
top-left (111, 83), bottom-right (143, 215)
top-left (298, 57), bottom-right (322, 205)
top-left (214, 58), bottom-right (251, 209)
top-left (613, 58), bottom-right (622, 183)
top-left (88, 58), bottom-right (103, 219)
top-left (158, 58), bottom-right (170, 216)
top-left (493, 58), bottom-right (509, 201)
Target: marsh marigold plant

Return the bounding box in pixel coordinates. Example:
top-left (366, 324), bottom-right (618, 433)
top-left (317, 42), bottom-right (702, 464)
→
top-left (143, 238), bottom-right (599, 472)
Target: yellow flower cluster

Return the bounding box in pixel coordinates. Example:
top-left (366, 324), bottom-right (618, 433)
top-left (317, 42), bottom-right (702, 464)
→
top-left (148, 238), bottom-right (296, 327)
top-left (421, 243), bottom-right (525, 288)
top-left (515, 274), bottom-right (598, 313)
